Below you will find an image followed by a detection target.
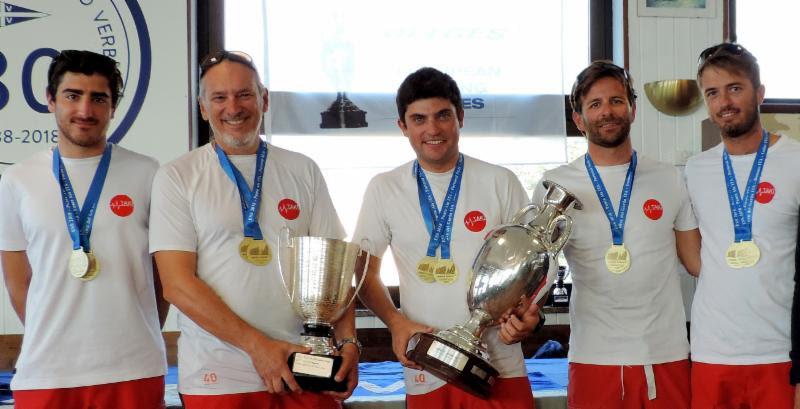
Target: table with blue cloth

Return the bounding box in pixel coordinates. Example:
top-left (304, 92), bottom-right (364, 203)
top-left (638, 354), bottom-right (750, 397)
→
top-left (0, 358), bottom-right (568, 408)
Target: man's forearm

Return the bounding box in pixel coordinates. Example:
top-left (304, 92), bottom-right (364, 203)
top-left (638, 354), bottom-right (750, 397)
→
top-left (155, 251), bottom-right (272, 354)
top-left (1, 251), bottom-right (31, 324)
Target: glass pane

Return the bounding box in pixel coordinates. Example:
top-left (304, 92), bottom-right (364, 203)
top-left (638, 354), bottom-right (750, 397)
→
top-left (736, 1), bottom-right (800, 99)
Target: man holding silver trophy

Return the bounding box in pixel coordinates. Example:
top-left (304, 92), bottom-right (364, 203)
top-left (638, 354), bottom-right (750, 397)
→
top-left (149, 51), bottom-right (359, 408)
top-left (353, 67), bottom-right (547, 408)
top-left (533, 61), bottom-right (701, 408)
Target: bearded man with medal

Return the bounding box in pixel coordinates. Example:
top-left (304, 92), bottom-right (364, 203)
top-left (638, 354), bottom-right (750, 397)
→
top-left (0, 51), bottom-right (168, 407)
top-left (533, 61), bottom-right (701, 408)
top-left (150, 51), bottom-right (357, 408)
top-left (352, 67), bottom-right (540, 408)
top-left (685, 43), bottom-right (800, 409)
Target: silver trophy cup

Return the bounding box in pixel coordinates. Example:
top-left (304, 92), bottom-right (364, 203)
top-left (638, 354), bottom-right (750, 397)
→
top-left (279, 230), bottom-right (369, 392)
top-left (406, 180), bottom-right (582, 398)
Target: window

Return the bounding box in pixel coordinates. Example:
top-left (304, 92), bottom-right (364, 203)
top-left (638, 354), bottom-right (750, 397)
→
top-left (733, 1), bottom-right (800, 103)
top-left (223, 1), bottom-right (595, 284)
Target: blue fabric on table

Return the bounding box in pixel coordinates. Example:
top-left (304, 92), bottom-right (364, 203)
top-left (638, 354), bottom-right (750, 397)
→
top-left (352, 358), bottom-right (568, 398)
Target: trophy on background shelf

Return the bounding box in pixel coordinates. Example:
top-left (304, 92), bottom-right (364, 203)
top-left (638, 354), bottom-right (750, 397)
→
top-left (406, 180), bottom-right (582, 398)
top-left (278, 229), bottom-right (369, 391)
top-left (319, 18), bottom-right (368, 129)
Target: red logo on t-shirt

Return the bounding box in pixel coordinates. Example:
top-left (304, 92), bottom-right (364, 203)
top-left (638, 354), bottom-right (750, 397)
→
top-left (642, 199), bottom-right (663, 221)
top-left (464, 210), bottom-right (487, 232)
top-left (278, 198), bottom-right (300, 220)
top-left (755, 181), bottom-right (775, 204)
top-left (109, 194), bottom-right (134, 217)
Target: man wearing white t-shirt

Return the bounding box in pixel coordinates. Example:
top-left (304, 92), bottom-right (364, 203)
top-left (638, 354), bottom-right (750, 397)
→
top-left (533, 61), bottom-right (700, 409)
top-left (686, 43), bottom-right (800, 409)
top-left (0, 50), bottom-right (168, 409)
top-left (149, 51), bottom-right (358, 408)
top-left (353, 67), bottom-right (540, 408)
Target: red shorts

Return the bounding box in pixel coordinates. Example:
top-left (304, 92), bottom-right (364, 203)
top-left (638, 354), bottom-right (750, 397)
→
top-left (13, 375), bottom-right (165, 409)
top-left (181, 391), bottom-right (342, 409)
top-left (568, 360), bottom-right (689, 409)
top-left (406, 376), bottom-right (535, 409)
top-left (691, 361), bottom-right (794, 409)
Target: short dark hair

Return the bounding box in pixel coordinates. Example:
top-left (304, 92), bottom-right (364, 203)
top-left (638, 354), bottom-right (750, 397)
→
top-left (696, 42), bottom-right (760, 89)
top-left (396, 67), bottom-right (463, 124)
top-left (47, 50), bottom-right (123, 108)
top-left (570, 61), bottom-right (636, 114)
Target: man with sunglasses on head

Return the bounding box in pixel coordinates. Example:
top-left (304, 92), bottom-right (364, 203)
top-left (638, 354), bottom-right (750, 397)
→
top-left (532, 61), bottom-right (700, 408)
top-left (352, 67), bottom-right (540, 409)
top-left (149, 50), bottom-right (358, 408)
top-left (0, 50), bottom-right (168, 408)
top-left (685, 42), bottom-right (800, 409)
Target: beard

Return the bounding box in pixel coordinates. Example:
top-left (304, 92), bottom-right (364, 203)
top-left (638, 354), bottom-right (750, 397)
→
top-left (217, 131), bottom-right (259, 148)
top-left (584, 114), bottom-right (632, 148)
top-left (714, 103), bottom-right (759, 139)
top-left (58, 118), bottom-right (107, 149)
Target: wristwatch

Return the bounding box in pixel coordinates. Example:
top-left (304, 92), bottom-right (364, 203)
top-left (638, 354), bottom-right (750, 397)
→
top-left (533, 308), bottom-right (546, 333)
top-left (337, 337), bottom-right (363, 355)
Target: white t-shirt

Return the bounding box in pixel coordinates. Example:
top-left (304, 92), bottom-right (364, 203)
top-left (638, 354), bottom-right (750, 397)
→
top-left (533, 154), bottom-right (695, 365)
top-left (352, 155), bottom-right (529, 395)
top-left (149, 142), bottom-right (345, 394)
top-left (0, 145), bottom-right (167, 390)
top-left (686, 135), bottom-right (800, 364)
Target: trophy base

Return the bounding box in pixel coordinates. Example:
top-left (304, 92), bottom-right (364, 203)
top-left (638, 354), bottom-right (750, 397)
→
top-left (406, 332), bottom-right (498, 398)
top-left (287, 352), bottom-right (347, 392)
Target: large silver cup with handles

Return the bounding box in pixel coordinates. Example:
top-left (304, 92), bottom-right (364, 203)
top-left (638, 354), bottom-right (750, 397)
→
top-left (278, 229), bottom-right (369, 392)
top-left (406, 180), bottom-right (582, 398)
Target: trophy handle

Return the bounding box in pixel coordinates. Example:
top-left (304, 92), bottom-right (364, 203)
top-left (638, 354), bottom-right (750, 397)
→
top-left (544, 215), bottom-right (572, 254)
top-left (278, 226), bottom-right (294, 303)
top-left (511, 204), bottom-right (541, 225)
top-left (343, 239), bottom-right (371, 311)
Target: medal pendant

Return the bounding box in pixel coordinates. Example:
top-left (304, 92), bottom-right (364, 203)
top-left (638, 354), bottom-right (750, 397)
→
top-left (725, 240), bottom-right (760, 268)
top-left (433, 259), bottom-right (458, 284)
top-left (246, 239), bottom-right (272, 266)
top-left (80, 251), bottom-right (100, 281)
top-left (68, 249), bottom-right (90, 278)
top-left (416, 256), bottom-right (436, 283)
top-left (239, 237), bottom-right (253, 262)
top-left (605, 244), bottom-right (631, 274)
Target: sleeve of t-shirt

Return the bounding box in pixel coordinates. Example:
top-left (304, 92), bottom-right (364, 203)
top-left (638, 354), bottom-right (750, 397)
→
top-left (674, 167), bottom-right (698, 232)
top-left (308, 161), bottom-right (346, 240)
top-left (501, 169), bottom-right (530, 224)
top-left (148, 165), bottom-right (198, 253)
top-left (530, 174), bottom-right (549, 205)
top-left (0, 172), bottom-right (27, 251)
top-left (352, 175), bottom-right (391, 259)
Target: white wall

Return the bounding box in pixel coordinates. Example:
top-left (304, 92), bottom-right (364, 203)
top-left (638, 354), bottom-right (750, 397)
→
top-left (626, 0), bottom-right (724, 319)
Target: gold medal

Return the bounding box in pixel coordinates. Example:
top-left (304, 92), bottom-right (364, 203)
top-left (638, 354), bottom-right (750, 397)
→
top-left (725, 240), bottom-right (760, 268)
top-left (80, 251), bottom-right (100, 281)
top-left (605, 244), bottom-right (631, 274)
top-left (245, 239), bottom-right (272, 266)
top-left (68, 249), bottom-right (89, 278)
top-left (416, 256), bottom-right (436, 283)
top-left (239, 237), bottom-right (253, 262)
top-left (433, 259), bottom-right (458, 284)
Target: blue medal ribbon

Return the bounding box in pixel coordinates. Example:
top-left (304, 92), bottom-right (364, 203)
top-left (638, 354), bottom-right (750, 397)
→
top-left (723, 129), bottom-right (769, 243)
top-left (585, 151), bottom-right (637, 246)
top-left (52, 144), bottom-right (113, 252)
top-left (413, 154), bottom-right (464, 260)
top-left (214, 141), bottom-right (268, 240)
